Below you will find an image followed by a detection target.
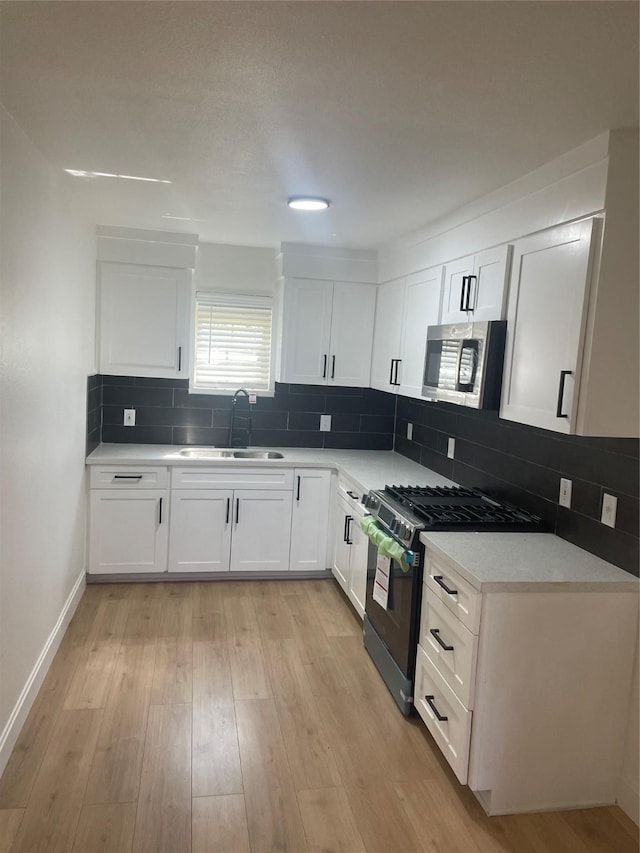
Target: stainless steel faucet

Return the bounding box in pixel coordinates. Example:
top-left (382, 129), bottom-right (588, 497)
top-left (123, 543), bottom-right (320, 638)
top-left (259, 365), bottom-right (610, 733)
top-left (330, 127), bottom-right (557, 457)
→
top-left (228, 389), bottom-right (252, 447)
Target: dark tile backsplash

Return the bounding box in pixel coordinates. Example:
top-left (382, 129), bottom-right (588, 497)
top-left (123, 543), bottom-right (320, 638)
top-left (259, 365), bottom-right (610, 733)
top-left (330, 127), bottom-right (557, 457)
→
top-left (95, 377), bottom-right (395, 451)
top-left (86, 374), bottom-right (102, 455)
top-left (395, 397), bottom-right (639, 576)
top-left (86, 375), bottom-right (639, 575)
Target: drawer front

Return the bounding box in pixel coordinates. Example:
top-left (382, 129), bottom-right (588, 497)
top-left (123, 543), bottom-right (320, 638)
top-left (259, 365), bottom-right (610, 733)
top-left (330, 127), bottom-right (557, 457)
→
top-left (424, 552), bottom-right (481, 634)
top-left (420, 588), bottom-right (478, 709)
top-left (414, 645), bottom-right (472, 784)
top-left (172, 467), bottom-right (294, 490)
top-left (90, 466), bottom-right (169, 489)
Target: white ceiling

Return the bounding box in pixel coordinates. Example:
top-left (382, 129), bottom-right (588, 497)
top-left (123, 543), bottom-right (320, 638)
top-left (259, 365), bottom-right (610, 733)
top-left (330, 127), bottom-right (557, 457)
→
top-left (1, 1), bottom-right (638, 249)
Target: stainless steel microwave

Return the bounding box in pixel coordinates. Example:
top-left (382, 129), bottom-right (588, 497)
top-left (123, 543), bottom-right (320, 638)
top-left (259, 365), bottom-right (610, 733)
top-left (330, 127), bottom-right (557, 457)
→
top-left (422, 320), bottom-right (507, 409)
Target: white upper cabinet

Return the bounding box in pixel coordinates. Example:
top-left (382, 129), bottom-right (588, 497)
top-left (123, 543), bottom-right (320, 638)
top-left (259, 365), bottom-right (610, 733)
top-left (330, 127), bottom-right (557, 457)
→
top-left (280, 279), bottom-right (333, 384)
top-left (440, 245), bottom-right (512, 325)
top-left (369, 278), bottom-right (405, 393)
top-left (98, 262), bottom-right (191, 378)
top-left (280, 278), bottom-right (376, 387)
top-left (399, 266), bottom-right (444, 399)
top-left (500, 219), bottom-right (595, 434)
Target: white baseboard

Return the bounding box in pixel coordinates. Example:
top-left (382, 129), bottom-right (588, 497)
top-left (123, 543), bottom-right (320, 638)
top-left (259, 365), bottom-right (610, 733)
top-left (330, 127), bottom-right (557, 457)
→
top-left (0, 570), bottom-right (86, 777)
top-left (617, 775), bottom-right (640, 827)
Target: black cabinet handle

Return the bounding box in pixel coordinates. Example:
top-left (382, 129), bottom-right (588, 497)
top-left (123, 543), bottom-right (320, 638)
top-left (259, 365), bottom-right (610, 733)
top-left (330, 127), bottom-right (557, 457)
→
top-left (433, 575), bottom-right (458, 596)
top-left (466, 275), bottom-right (477, 311)
top-left (345, 515), bottom-right (353, 545)
top-left (425, 694), bottom-right (448, 722)
top-left (225, 497), bottom-right (230, 524)
top-left (296, 475), bottom-right (301, 501)
top-left (158, 497), bottom-right (163, 525)
top-left (323, 354), bottom-right (327, 379)
top-left (235, 497), bottom-right (240, 524)
top-left (459, 276), bottom-right (468, 312)
top-left (343, 514), bottom-right (349, 542)
top-left (556, 370), bottom-right (572, 418)
top-left (346, 490), bottom-right (359, 500)
top-left (113, 474), bottom-right (143, 480)
top-left (430, 628), bottom-right (454, 651)
top-left (331, 355), bottom-right (336, 380)
top-left (178, 346), bottom-right (182, 371)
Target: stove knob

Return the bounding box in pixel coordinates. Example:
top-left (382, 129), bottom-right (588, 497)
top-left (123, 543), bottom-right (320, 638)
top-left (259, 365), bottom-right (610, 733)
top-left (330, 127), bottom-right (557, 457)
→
top-left (389, 519), bottom-right (399, 534)
top-left (398, 523), bottom-right (408, 540)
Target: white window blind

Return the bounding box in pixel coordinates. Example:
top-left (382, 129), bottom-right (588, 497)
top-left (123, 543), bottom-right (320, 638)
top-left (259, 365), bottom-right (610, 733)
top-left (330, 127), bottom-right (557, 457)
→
top-left (193, 292), bottom-right (273, 392)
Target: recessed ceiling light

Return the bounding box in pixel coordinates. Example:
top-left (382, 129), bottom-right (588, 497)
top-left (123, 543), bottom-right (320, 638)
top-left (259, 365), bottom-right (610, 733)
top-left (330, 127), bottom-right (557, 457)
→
top-left (287, 197), bottom-right (330, 211)
top-left (64, 169), bottom-right (171, 184)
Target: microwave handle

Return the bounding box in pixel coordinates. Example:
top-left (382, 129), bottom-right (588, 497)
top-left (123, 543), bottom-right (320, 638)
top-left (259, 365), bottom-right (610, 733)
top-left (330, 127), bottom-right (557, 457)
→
top-left (457, 340), bottom-right (479, 391)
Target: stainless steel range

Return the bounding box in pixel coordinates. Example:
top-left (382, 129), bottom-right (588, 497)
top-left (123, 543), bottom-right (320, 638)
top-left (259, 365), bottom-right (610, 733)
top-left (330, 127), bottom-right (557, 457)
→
top-left (361, 484), bottom-right (543, 715)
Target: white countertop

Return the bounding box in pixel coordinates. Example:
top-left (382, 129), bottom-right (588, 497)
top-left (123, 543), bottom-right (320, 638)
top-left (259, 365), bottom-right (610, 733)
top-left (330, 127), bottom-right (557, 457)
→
top-left (420, 531), bottom-right (638, 592)
top-left (87, 444), bottom-right (637, 592)
top-left (86, 443), bottom-right (456, 493)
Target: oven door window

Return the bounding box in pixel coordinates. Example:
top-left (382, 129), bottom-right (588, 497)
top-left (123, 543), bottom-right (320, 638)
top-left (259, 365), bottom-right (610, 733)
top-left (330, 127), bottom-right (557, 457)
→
top-left (424, 339), bottom-right (459, 391)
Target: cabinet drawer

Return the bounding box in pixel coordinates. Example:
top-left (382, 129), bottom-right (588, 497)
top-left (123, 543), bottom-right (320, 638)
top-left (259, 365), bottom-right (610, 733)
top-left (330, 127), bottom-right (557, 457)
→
top-left (172, 467), bottom-right (294, 490)
top-left (420, 588), bottom-right (478, 709)
top-left (90, 466), bottom-right (169, 489)
top-left (424, 552), bottom-right (481, 634)
top-left (414, 645), bottom-right (472, 784)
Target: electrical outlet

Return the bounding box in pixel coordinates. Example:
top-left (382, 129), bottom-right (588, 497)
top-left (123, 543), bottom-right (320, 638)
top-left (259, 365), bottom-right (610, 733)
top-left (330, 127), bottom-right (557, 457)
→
top-left (407, 422), bottom-right (413, 440)
top-left (319, 414), bottom-right (332, 432)
top-left (447, 437), bottom-right (455, 459)
top-left (123, 408), bottom-right (136, 426)
top-left (601, 493), bottom-right (618, 528)
top-left (559, 477), bottom-right (572, 508)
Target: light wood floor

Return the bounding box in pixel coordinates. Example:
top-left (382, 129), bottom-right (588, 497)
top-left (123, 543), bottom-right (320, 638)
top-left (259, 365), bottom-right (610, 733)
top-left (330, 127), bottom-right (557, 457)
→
top-left (0, 580), bottom-right (637, 853)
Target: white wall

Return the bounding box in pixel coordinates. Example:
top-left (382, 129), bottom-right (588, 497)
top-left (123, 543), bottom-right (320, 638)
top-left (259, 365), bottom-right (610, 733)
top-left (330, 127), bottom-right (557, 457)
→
top-left (196, 242), bottom-right (277, 294)
top-left (0, 106), bottom-right (95, 771)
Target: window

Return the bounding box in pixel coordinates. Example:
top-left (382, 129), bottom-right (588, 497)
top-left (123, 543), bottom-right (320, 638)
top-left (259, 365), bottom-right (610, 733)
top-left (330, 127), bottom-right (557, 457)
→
top-left (192, 292), bottom-right (273, 392)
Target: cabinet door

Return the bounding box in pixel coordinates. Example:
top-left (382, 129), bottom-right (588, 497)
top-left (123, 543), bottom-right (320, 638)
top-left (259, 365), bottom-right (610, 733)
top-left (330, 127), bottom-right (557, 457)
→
top-left (230, 490), bottom-right (293, 572)
top-left (370, 279), bottom-right (405, 392)
top-left (289, 469), bottom-right (332, 572)
top-left (500, 219), bottom-right (594, 433)
top-left (280, 278), bottom-right (333, 384)
top-left (332, 496), bottom-right (351, 592)
top-left (89, 489), bottom-right (168, 574)
top-left (347, 514), bottom-right (368, 619)
top-left (329, 282), bottom-right (377, 387)
top-left (399, 266), bottom-right (443, 399)
top-left (469, 245), bottom-right (512, 321)
top-left (99, 262), bottom-right (190, 378)
top-left (168, 489), bottom-right (232, 573)
top-left (440, 255), bottom-right (474, 324)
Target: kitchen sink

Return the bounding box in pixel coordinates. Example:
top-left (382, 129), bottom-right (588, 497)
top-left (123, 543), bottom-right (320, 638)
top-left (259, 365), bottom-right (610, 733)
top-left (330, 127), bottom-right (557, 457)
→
top-left (231, 450), bottom-right (284, 459)
top-left (177, 448), bottom-right (284, 459)
top-left (178, 448), bottom-right (234, 458)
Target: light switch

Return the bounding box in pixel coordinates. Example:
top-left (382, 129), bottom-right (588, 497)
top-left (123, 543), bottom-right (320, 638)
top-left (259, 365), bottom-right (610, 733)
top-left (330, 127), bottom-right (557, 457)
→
top-left (407, 422), bottom-right (413, 440)
top-left (447, 437), bottom-right (455, 459)
top-left (123, 409), bottom-right (136, 426)
top-left (320, 414), bottom-right (331, 432)
top-left (559, 478), bottom-right (572, 508)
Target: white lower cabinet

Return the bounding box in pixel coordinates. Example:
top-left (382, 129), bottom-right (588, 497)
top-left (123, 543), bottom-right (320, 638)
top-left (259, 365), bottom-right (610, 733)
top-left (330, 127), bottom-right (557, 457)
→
top-left (332, 485), bottom-right (368, 618)
top-left (230, 490), bottom-right (293, 572)
top-left (167, 489), bottom-right (233, 573)
top-left (415, 546), bottom-right (639, 814)
top-left (88, 466), bottom-right (170, 574)
top-left (289, 469), bottom-right (333, 572)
